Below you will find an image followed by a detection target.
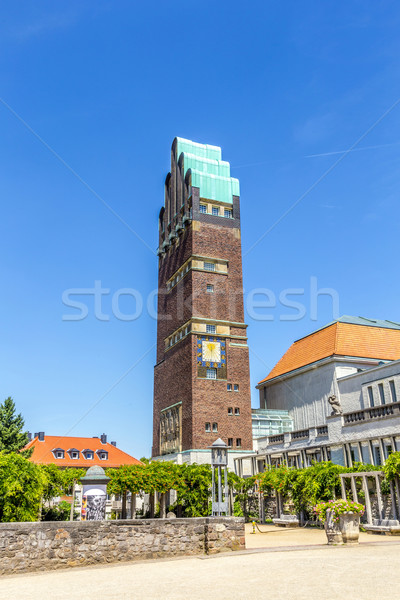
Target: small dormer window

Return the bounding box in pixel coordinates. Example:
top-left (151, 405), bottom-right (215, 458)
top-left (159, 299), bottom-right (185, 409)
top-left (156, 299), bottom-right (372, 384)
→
top-left (84, 450), bottom-right (94, 460)
top-left (68, 448), bottom-right (80, 460)
top-left (53, 448), bottom-right (64, 459)
top-left (96, 450), bottom-right (108, 460)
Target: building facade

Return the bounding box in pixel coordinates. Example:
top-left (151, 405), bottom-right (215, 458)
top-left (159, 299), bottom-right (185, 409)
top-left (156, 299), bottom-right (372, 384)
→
top-left (27, 433), bottom-right (142, 518)
top-left (235, 316), bottom-right (400, 475)
top-left (152, 138), bottom-right (253, 464)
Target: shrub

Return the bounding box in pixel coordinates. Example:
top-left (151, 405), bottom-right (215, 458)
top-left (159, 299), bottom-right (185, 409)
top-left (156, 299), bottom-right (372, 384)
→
top-left (314, 499), bottom-right (365, 523)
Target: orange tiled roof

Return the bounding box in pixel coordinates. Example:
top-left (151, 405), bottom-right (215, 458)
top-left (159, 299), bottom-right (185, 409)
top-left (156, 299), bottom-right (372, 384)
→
top-left (26, 435), bottom-right (142, 468)
top-left (259, 321), bottom-right (400, 384)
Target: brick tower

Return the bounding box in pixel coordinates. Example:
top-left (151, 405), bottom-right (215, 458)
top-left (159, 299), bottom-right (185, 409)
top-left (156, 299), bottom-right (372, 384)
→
top-left (152, 138), bottom-right (252, 461)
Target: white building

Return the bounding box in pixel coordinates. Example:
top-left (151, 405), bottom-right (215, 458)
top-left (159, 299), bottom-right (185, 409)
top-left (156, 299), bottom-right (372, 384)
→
top-left (235, 316), bottom-right (400, 476)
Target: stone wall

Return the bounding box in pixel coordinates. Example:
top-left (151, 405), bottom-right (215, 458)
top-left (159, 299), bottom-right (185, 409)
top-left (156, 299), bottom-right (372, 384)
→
top-left (370, 494), bottom-right (393, 520)
top-left (0, 516), bottom-right (245, 575)
top-left (264, 495), bottom-right (277, 519)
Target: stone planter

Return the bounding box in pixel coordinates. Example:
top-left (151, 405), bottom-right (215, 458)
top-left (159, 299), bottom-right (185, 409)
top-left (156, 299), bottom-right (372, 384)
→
top-left (324, 509), bottom-right (343, 545)
top-left (339, 512), bottom-right (360, 544)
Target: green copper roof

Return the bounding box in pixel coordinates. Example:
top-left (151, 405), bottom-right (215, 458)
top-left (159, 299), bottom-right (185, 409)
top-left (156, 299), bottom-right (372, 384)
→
top-left (176, 137), bottom-right (239, 204)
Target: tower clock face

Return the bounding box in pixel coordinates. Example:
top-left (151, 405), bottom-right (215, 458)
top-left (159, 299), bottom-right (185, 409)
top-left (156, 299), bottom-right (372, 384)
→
top-left (202, 340), bottom-right (221, 363)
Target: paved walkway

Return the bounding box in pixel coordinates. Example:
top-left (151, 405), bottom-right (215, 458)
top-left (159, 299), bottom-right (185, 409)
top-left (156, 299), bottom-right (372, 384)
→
top-left (244, 521), bottom-right (400, 548)
top-left (2, 526), bottom-right (400, 600)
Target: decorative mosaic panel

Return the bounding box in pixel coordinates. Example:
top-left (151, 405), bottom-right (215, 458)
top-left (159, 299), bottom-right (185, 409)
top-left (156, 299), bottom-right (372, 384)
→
top-left (160, 404), bottom-right (182, 455)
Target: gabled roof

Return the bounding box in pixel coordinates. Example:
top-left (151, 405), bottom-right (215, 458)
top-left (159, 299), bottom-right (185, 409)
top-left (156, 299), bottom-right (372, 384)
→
top-left (258, 316), bottom-right (400, 384)
top-left (25, 436), bottom-right (142, 468)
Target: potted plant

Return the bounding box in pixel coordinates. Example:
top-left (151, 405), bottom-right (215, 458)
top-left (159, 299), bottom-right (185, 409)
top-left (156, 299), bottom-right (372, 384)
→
top-left (314, 499), bottom-right (364, 545)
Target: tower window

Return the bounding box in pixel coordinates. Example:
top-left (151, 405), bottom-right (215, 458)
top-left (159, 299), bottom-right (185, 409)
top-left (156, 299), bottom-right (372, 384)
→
top-left (206, 284), bottom-right (214, 293)
top-left (212, 206), bottom-right (219, 216)
top-left (236, 438), bottom-right (242, 448)
top-left (206, 324), bottom-right (216, 334)
top-left (228, 438), bottom-right (233, 447)
top-left (212, 423), bottom-right (218, 432)
top-left (234, 384), bottom-right (239, 392)
top-left (206, 368), bottom-right (217, 380)
top-left (227, 384), bottom-right (232, 391)
top-left (200, 204), bottom-right (207, 214)
top-left (205, 422), bottom-right (211, 432)
top-left (204, 262), bottom-right (215, 272)
top-left (235, 407), bottom-right (240, 416)
top-left (224, 209), bottom-right (232, 218)
top-left (228, 407), bottom-right (233, 415)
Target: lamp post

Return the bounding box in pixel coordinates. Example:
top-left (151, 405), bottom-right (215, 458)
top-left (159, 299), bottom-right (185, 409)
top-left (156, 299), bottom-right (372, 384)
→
top-left (209, 438), bottom-right (229, 516)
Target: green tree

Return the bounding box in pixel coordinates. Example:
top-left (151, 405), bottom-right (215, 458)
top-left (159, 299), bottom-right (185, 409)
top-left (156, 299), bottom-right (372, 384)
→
top-left (174, 463), bottom-right (212, 517)
top-left (383, 452), bottom-right (400, 481)
top-left (231, 474), bottom-right (258, 520)
top-left (42, 500), bottom-right (78, 521)
top-left (0, 452), bottom-right (46, 521)
top-left (40, 463), bottom-right (65, 503)
top-left (0, 397), bottom-right (32, 456)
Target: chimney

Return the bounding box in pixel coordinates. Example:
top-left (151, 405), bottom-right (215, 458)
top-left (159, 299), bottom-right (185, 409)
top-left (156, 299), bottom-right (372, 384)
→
top-left (100, 433), bottom-right (107, 444)
top-left (111, 441), bottom-right (116, 447)
top-left (34, 432), bottom-right (38, 438)
top-left (38, 432), bottom-right (45, 442)
top-left (27, 432), bottom-right (32, 441)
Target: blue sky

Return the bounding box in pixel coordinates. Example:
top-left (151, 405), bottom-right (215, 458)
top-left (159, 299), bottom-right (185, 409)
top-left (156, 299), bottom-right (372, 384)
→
top-left (1, 1), bottom-right (400, 458)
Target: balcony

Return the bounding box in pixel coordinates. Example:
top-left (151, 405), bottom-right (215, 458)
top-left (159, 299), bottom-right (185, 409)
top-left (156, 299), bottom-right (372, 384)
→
top-left (291, 429), bottom-right (309, 440)
top-left (343, 401), bottom-right (400, 425)
top-left (316, 426), bottom-right (328, 436)
top-left (268, 434), bottom-right (284, 444)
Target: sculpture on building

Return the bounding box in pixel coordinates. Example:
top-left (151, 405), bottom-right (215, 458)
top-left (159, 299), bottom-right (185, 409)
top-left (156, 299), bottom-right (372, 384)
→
top-left (328, 395), bottom-right (343, 416)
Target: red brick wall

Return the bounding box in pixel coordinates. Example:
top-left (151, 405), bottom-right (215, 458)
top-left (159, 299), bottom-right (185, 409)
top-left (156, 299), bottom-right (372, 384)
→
top-left (192, 223), bottom-right (244, 324)
top-left (192, 340), bottom-right (252, 450)
top-left (153, 186), bottom-right (252, 456)
top-left (153, 335), bottom-right (193, 455)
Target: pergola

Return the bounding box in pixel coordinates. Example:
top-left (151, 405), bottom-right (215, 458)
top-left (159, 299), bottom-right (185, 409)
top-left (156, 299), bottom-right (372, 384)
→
top-left (340, 471), bottom-right (400, 534)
